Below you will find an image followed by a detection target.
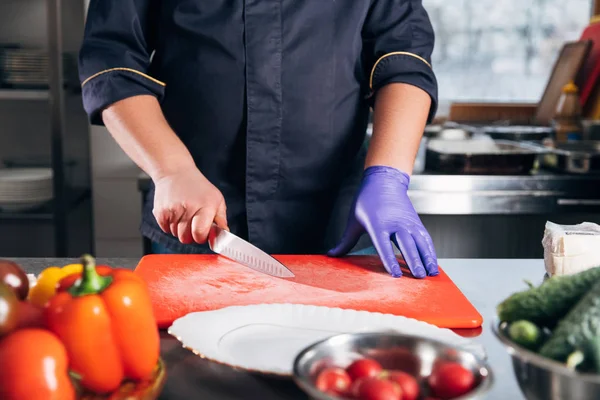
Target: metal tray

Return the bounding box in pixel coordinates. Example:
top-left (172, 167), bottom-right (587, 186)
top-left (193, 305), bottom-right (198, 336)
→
top-left (481, 125), bottom-right (554, 141)
top-left (540, 141), bottom-right (600, 174)
top-left (426, 139), bottom-right (546, 175)
top-left (424, 122), bottom-right (474, 140)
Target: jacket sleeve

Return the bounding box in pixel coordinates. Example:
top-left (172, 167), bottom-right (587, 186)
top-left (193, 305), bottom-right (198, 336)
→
top-left (363, 0), bottom-right (438, 122)
top-left (79, 0), bottom-right (165, 125)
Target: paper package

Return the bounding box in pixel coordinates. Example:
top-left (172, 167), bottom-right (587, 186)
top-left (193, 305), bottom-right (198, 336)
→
top-left (542, 221), bottom-right (600, 276)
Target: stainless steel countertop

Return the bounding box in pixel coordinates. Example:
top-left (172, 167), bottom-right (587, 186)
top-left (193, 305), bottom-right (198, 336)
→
top-left (11, 257), bottom-right (542, 400)
top-left (137, 171), bottom-right (600, 215)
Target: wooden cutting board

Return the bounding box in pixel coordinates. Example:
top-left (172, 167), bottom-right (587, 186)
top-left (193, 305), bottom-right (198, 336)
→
top-left (134, 255), bottom-right (483, 329)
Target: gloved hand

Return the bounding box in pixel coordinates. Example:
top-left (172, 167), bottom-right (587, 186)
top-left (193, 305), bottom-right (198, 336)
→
top-left (328, 166), bottom-right (438, 278)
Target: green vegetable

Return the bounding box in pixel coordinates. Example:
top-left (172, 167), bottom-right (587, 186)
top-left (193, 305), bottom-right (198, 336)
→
top-left (523, 280), bottom-right (535, 289)
top-left (539, 280), bottom-right (600, 362)
top-left (583, 336), bottom-right (600, 373)
top-left (497, 266), bottom-right (600, 326)
top-left (569, 336), bottom-right (600, 373)
top-left (508, 320), bottom-right (542, 350)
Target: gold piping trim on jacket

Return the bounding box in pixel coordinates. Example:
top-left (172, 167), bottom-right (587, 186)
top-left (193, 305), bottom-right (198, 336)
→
top-left (369, 52), bottom-right (431, 90)
top-left (81, 68), bottom-right (166, 87)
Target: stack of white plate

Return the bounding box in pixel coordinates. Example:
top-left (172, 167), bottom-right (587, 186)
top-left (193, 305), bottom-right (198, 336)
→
top-left (0, 168), bottom-right (54, 212)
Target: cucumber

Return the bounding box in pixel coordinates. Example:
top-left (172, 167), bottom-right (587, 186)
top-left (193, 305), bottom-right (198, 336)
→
top-left (584, 336), bottom-right (600, 373)
top-left (539, 280), bottom-right (600, 362)
top-left (567, 336), bottom-right (600, 373)
top-left (508, 320), bottom-right (542, 350)
top-left (497, 266), bottom-right (600, 326)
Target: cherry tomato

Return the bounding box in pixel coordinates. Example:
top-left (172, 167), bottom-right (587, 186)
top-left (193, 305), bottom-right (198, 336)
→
top-left (0, 260), bottom-right (29, 300)
top-left (346, 358), bottom-right (383, 381)
top-left (0, 328), bottom-right (76, 400)
top-left (382, 370), bottom-right (420, 400)
top-left (315, 367), bottom-right (351, 396)
top-left (350, 376), bottom-right (402, 400)
top-left (16, 301), bottom-right (45, 329)
top-left (428, 362), bottom-right (475, 399)
top-left (0, 283), bottom-right (18, 336)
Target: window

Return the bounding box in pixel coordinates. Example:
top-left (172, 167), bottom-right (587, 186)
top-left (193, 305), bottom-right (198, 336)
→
top-left (423, 0), bottom-right (593, 112)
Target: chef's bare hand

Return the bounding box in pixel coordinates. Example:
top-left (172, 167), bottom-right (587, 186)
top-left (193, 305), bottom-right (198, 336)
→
top-left (152, 169), bottom-right (228, 244)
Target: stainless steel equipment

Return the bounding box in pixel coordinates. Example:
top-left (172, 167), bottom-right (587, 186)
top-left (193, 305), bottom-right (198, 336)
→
top-left (481, 125), bottom-right (554, 141)
top-left (493, 319), bottom-right (600, 400)
top-left (424, 122), bottom-right (474, 140)
top-left (207, 224), bottom-right (295, 278)
top-left (408, 172), bottom-right (600, 215)
top-left (293, 332), bottom-right (493, 400)
top-left (583, 121), bottom-right (600, 141)
top-left (426, 139), bottom-right (546, 175)
top-left (540, 140), bottom-right (600, 174)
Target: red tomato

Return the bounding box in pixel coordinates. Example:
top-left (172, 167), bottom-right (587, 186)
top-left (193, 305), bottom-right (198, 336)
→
top-left (428, 362), bottom-right (475, 399)
top-left (351, 376), bottom-right (402, 400)
top-left (382, 370), bottom-right (420, 400)
top-left (16, 301), bottom-right (45, 329)
top-left (346, 358), bottom-right (383, 381)
top-left (315, 367), bottom-right (351, 396)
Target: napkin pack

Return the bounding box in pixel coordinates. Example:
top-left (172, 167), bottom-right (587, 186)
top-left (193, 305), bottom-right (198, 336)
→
top-left (542, 221), bottom-right (600, 276)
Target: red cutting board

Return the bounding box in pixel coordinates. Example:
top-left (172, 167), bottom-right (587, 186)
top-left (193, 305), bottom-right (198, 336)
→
top-left (134, 255), bottom-right (483, 329)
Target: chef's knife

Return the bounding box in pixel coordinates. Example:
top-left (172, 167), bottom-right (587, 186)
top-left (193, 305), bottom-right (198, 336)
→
top-left (207, 224), bottom-right (295, 278)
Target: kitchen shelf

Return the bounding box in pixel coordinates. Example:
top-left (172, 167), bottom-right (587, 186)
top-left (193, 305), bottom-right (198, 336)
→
top-left (0, 89), bottom-right (49, 100)
top-left (0, 0), bottom-right (94, 256)
top-left (0, 188), bottom-right (90, 221)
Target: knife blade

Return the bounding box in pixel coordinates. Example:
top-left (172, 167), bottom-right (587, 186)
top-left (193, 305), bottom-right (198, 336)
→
top-left (207, 224), bottom-right (295, 278)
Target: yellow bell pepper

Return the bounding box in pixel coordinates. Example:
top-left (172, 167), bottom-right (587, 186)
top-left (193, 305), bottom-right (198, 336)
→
top-left (28, 263), bottom-right (82, 307)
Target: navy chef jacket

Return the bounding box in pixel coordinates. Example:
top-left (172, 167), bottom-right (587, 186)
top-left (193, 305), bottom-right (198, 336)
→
top-left (80, 0), bottom-right (438, 254)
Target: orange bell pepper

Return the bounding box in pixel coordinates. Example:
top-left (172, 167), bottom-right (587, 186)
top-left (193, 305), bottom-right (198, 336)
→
top-left (44, 254), bottom-right (160, 394)
top-left (0, 328), bottom-right (76, 400)
top-left (55, 265), bottom-right (113, 292)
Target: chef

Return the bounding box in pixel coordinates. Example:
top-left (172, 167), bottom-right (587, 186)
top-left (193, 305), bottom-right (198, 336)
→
top-left (80, 0), bottom-right (439, 279)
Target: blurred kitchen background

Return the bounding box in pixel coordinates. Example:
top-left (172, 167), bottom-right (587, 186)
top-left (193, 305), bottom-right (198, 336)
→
top-left (0, 0), bottom-right (599, 258)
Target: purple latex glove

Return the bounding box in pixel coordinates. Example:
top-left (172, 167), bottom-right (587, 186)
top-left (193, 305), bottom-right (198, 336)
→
top-left (328, 166), bottom-right (438, 278)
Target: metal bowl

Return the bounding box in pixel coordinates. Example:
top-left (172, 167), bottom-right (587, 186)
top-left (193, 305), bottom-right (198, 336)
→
top-left (292, 332), bottom-right (493, 400)
top-left (492, 318), bottom-right (600, 400)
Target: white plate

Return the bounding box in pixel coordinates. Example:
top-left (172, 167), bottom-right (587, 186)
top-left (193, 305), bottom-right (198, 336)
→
top-left (168, 303), bottom-right (486, 376)
top-left (0, 193), bottom-right (53, 199)
top-left (0, 168), bottom-right (52, 182)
